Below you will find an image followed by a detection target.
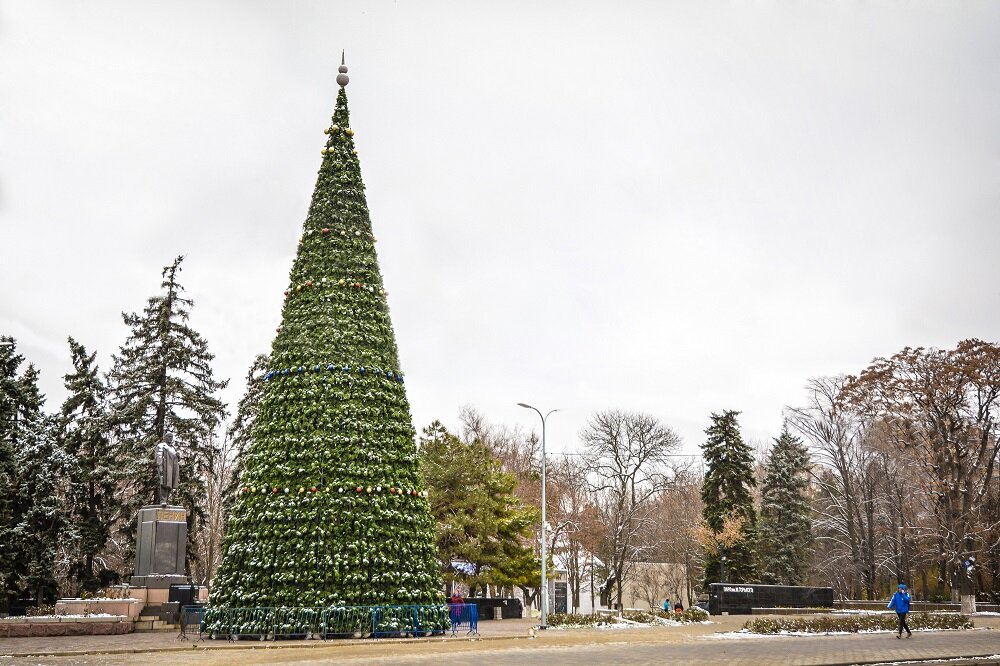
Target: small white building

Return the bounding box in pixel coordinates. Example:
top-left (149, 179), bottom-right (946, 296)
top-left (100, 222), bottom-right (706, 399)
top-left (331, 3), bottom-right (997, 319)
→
top-left (513, 558), bottom-right (694, 616)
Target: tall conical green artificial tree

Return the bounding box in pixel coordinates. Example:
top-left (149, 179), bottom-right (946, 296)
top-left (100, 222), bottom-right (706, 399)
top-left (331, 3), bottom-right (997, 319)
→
top-left (209, 64), bottom-right (443, 613)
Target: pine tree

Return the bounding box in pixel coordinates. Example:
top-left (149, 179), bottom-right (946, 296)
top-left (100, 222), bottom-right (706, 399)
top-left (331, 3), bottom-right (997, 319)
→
top-left (58, 338), bottom-right (119, 593)
top-left (700, 410), bottom-right (757, 585)
top-left (418, 422), bottom-right (539, 596)
top-left (757, 426), bottom-right (813, 585)
top-left (208, 67), bottom-right (445, 620)
top-left (107, 256), bottom-right (228, 569)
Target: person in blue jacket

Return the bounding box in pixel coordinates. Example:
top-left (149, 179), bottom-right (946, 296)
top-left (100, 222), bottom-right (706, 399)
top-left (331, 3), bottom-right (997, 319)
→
top-left (887, 583), bottom-right (912, 638)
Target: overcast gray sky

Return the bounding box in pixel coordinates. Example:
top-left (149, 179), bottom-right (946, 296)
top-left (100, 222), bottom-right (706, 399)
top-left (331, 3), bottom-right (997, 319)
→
top-left (2, 1), bottom-right (998, 455)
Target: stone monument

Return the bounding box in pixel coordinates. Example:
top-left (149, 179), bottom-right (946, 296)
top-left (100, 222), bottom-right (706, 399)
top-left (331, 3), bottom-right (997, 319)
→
top-left (130, 432), bottom-right (188, 588)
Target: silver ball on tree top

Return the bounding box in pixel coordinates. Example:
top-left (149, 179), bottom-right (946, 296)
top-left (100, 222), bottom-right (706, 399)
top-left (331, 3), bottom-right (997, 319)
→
top-left (337, 64), bottom-right (349, 87)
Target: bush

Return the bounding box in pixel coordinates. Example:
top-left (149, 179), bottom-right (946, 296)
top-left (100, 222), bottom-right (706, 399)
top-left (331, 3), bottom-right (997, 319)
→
top-left (622, 610), bottom-right (660, 623)
top-left (546, 613), bottom-right (606, 627)
top-left (677, 607), bottom-right (710, 623)
top-left (26, 605), bottom-right (56, 617)
top-left (743, 612), bottom-right (973, 634)
top-left (548, 608), bottom-right (710, 628)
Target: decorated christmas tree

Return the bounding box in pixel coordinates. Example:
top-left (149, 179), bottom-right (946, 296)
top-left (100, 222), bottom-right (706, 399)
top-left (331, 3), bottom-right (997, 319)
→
top-left (208, 62), bottom-right (444, 618)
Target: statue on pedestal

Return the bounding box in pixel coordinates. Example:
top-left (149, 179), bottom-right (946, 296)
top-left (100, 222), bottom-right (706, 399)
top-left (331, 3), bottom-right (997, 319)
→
top-left (131, 431), bottom-right (188, 588)
top-left (156, 432), bottom-right (180, 505)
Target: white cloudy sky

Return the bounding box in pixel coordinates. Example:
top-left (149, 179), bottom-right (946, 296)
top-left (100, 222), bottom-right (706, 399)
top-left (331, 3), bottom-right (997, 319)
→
top-left (1, 1), bottom-right (998, 455)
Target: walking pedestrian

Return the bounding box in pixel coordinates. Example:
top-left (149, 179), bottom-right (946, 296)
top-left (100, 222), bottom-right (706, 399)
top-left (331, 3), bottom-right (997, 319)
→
top-left (662, 598), bottom-right (670, 613)
top-left (887, 583), bottom-right (912, 638)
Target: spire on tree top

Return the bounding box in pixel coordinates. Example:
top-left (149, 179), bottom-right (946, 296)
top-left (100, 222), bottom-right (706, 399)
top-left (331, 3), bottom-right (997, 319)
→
top-left (337, 50), bottom-right (349, 87)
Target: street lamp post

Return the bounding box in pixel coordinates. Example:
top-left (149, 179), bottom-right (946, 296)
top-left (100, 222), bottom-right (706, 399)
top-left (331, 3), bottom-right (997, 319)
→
top-left (518, 402), bottom-right (559, 629)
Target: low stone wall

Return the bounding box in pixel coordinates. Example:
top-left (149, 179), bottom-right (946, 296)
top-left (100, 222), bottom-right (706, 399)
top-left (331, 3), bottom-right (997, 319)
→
top-left (56, 598), bottom-right (143, 619)
top-left (834, 600), bottom-right (1000, 613)
top-left (0, 615), bottom-right (134, 638)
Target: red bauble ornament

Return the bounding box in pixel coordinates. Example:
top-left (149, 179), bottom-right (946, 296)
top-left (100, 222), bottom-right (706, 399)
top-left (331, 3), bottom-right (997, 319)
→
top-left (311, 486), bottom-right (317, 492)
top-left (272, 487), bottom-right (279, 494)
top-left (322, 228), bottom-right (330, 235)
top-left (356, 486), bottom-right (363, 493)
top-left (306, 280), bottom-right (313, 287)
top-left (283, 290), bottom-right (289, 296)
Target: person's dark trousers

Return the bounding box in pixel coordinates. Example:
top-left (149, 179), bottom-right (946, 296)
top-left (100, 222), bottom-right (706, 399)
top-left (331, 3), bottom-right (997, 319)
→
top-left (897, 612), bottom-right (911, 637)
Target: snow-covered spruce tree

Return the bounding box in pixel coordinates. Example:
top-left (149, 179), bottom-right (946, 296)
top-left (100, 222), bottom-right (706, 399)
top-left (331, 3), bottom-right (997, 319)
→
top-left (58, 338), bottom-right (120, 593)
top-left (0, 337), bottom-right (23, 611)
top-left (0, 337), bottom-right (48, 609)
top-left (13, 411), bottom-right (72, 604)
top-left (701, 410), bottom-right (757, 585)
top-left (208, 70), bottom-right (445, 623)
top-left (107, 256), bottom-right (228, 569)
top-left (757, 426), bottom-right (813, 585)
top-left (0, 339), bottom-right (70, 605)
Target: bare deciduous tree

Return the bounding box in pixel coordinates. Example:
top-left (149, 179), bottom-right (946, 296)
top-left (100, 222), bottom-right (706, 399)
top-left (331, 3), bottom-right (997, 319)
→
top-left (190, 432), bottom-right (239, 586)
top-left (787, 377), bottom-right (894, 599)
top-left (841, 340), bottom-right (1000, 601)
top-left (582, 410), bottom-right (680, 609)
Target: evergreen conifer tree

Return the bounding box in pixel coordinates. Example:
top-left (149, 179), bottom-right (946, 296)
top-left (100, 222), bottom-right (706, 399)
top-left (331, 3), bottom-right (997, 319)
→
top-left (757, 426), bottom-right (813, 585)
top-left (58, 338), bottom-right (119, 593)
top-left (418, 422), bottom-right (539, 596)
top-left (13, 411), bottom-right (71, 604)
top-left (208, 67), bottom-right (444, 617)
top-left (700, 410), bottom-right (757, 585)
top-left (107, 256), bottom-right (228, 566)
top-left (0, 337), bottom-right (34, 610)
top-left (0, 339), bottom-right (69, 605)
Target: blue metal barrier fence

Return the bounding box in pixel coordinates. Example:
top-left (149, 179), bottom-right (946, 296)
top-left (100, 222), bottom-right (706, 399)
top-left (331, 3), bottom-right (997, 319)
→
top-left (195, 604), bottom-right (453, 640)
top-left (449, 603), bottom-right (478, 636)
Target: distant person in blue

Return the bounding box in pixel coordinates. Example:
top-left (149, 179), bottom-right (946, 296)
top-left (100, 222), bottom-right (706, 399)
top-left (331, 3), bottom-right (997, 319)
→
top-left (887, 583), bottom-right (912, 638)
top-left (662, 598), bottom-right (670, 612)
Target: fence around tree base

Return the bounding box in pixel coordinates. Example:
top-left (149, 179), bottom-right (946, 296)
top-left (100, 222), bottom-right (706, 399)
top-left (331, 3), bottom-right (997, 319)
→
top-left (192, 604), bottom-right (477, 640)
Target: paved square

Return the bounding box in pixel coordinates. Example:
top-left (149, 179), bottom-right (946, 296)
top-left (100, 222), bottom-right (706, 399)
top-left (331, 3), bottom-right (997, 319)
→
top-left (2, 616), bottom-right (998, 665)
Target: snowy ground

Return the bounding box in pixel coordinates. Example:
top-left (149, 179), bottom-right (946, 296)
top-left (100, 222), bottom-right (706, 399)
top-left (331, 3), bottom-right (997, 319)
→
top-left (711, 627), bottom-right (976, 639)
